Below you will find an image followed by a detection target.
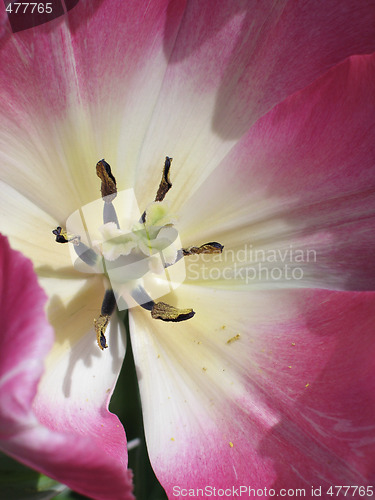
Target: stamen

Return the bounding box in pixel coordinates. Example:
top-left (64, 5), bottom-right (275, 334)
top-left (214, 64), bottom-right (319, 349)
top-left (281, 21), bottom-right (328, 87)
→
top-left (101, 289), bottom-right (117, 316)
top-left (96, 159), bottom-right (117, 201)
top-left (94, 315), bottom-right (109, 350)
top-left (151, 302), bottom-right (195, 322)
top-left (155, 156), bottom-right (173, 202)
top-left (52, 226), bottom-right (80, 245)
top-left (132, 286), bottom-right (195, 322)
top-left (96, 159), bottom-right (119, 227)
top-left (140, 156), bottom-right (173, 223)
top-left (103, 201), bottom-right (120, 227)
top-left (131, 286), bottom-right (155, 311)
top-left (182, 242), bottom-right (224, 256)
top-left (52, 227), bottom-right (98, 267)
top-left (94, 289), bottom-right (117, 350)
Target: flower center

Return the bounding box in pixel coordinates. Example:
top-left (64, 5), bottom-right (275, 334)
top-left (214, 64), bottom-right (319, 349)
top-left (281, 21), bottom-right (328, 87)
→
top-left (95, 201), bottom-right (177, 267)
top-left (53, 157), bottom-right (223, 350)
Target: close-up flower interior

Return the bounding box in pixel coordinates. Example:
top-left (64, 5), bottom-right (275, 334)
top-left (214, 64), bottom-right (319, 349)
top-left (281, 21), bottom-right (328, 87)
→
top-left (1, 1), bottom-right (375, 499)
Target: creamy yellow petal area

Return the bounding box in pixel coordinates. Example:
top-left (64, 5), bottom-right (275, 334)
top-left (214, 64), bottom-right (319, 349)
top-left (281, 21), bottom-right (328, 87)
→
top-left (36, 275), bottom-right (126, 412)
top-left (0, 180), bottom-right (77, 273)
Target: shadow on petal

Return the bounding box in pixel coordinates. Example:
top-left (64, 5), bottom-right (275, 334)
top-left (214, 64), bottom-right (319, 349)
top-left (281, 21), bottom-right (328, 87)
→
top-left (44, 275), bottom-right (124, 398)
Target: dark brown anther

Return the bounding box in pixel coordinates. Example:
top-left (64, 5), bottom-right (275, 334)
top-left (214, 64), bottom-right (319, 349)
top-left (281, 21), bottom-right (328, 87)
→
top-left (94, 314), bottom-right (109, 350)
top-left (52, 227), bottom-right (80, 245)
top-left (155, 156), bottom-right (173, 202)
top-left (52, 226), bottom-right (69, 243)
top-left (182, 242), bottom-right (224, 256)
top-left (94, 290), bottom-right (117, 351)
top-left (96, 159), bottom-right (117, 202)
top-left (151, 302), bottom-right (195, 322)
top-left (132, 286), bottom-right (195, 322)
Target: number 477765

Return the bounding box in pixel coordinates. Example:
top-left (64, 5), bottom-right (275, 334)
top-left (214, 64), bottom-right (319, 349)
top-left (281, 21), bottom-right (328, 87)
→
top-left (6, 3), bottom-right (53, 14)
top-left (326, 486), bottom-right (373, 496)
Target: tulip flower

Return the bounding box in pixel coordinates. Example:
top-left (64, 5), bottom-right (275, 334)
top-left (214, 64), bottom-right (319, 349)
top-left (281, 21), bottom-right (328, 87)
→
top-left (1, 1), bottom-right (375, 499)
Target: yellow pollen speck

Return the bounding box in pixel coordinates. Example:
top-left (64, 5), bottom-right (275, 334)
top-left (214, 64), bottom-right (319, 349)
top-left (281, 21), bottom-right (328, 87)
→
top-left (202, 367), bottom-right (207, 372)
top-left (291, 342), bottom-right (296, 346)
top-left (229, 441), bottom-right (234, 448)
top-left (288, 366), bottom-right (292, 369)
top-left (171, 437), bottom-right (175, 441)
top-left (197, 341), bottom-right (202, 344)
top-left (157, 354), bottom-right (161, 358)
top-left (305, 383), bottom-right (310, 388)
top-left (226, 334), bottom-right (241, 344)
top-left (221, 325), bottom-right (226, 329)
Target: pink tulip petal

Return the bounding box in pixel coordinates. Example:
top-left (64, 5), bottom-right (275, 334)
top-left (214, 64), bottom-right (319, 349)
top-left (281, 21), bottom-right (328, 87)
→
top-left (2, 1), bottom-right (375, 214)
top-left (130, 284), bottom-right (375, 495)
top-left (0, 0), bottom-right (186, 216)
top-left (180, 53), bottom-right (375, 291)
top-left (133, 0), bottom-right (375, 206)
top-left (0, 235), bottom-right (134, 500)
top-left (2, 0), bottom-right (374, 129)
top-left (162, 0), bottom-right (375, 138)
